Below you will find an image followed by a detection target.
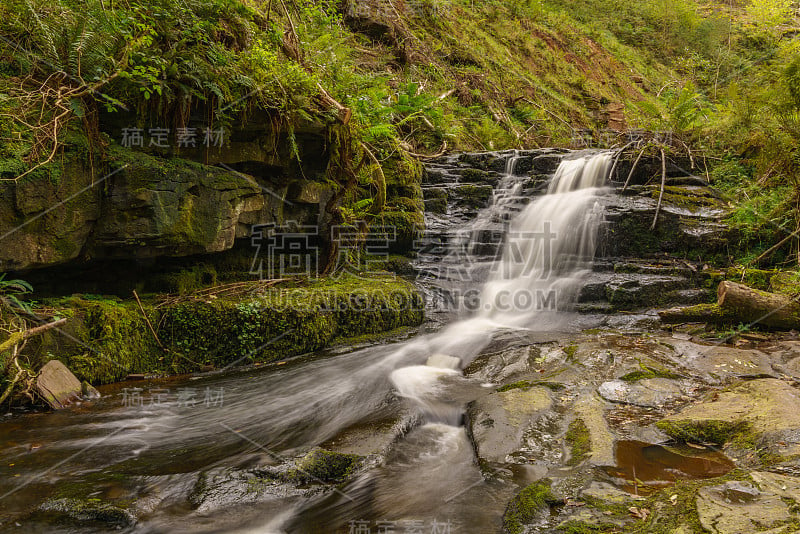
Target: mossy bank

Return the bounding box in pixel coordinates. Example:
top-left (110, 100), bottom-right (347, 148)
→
top-left (17, 275), bottom-right (423, 385)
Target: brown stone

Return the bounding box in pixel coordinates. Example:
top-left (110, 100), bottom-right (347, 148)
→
top-left (36, 360), bottom-right (82, 409)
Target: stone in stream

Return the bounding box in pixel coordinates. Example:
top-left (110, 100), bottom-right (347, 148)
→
top-left (657, 379), bottom-right (800, 459)
top-left (38, 498), bottom-right (135, 528)
top-left (467, 386), bottom-right (552, 463)
top-left (597, 378), bottom-right (683, 408)
top-left (35, 360), bottom-right (82, 409)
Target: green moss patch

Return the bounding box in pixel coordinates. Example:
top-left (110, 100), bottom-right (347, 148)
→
top-left (503, 479), bottom-right (560, 534)
top-left (565, 418), bottom-right (591, 466)
top-left (289, 448), bottom-right (362, 484)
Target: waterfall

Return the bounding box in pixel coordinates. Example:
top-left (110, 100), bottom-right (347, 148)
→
top-left (391, 151), bottom-right (613, 415)
top-left (480, 152), bottom-right (612, 324)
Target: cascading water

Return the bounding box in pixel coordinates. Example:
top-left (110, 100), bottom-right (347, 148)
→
top-left (0, 150), bottom-right (616, 534)
top-left (391, 150), bottom-right (614, 387)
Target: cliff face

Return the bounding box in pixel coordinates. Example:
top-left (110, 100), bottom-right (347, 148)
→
top-left (0, 120), bottom-right (424, 274)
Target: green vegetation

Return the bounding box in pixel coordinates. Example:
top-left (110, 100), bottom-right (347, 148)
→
top-left (289, 448), bottom-right (362, 484)
top-left (564, 418), bottom-right (591, 466)
top-left (503, 479), bottom-right (560, 534)
top-left (27, 275), bottom-right (423, 384)
top-left (619, 363), bottom-right (682, 383)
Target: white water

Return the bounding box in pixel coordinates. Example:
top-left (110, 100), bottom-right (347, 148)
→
top-left (391, 151), bottom-right (613, 407)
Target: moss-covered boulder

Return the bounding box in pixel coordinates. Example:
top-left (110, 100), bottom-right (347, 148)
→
top-left (38, 498), bottom-right (135, 528)
top-left (502, 479), bottom-right (560, 534)
top-left (657, 379), bottom-right (800, 462)
top-left (288, 448), bottom-right (362, 484)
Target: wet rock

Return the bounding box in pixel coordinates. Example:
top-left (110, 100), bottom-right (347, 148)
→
top-left (572, 395), bottom-right (615, 466)
top-left (598, 378), bottom-right (683, 407)
top-left (189, 468), bottom-right (307, 513)
top-left (38, 497), bottom-right (135, 527)
top-left (696, 481), bottom-right (792, 533)
top-left (580, 481), bottom-right (640, 504)
top-left (751, 471), bottom-right (800, 499)
top-left (669, 340), bottom-right (776, 383)
top-left (289, 448), bottom-right (362, 483)
top-left (467, 387), bottom-right (552, 463)
top-left (657, 379), bottom-right (800, 458)
top-left (81, 381), bottom-right (101, 399)
top-left (36, 360), bottom-right (82, 409)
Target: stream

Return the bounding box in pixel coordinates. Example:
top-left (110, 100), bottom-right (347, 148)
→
top-left (0, 151), bottom-right (722, 533)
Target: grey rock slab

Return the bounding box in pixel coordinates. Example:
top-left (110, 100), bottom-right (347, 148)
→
top-left (598, 378), bottom-right (683, 407)
top-left (696, 481), bottom-right (791, 534)
top-left (467, 387), bottom-right (553, 463)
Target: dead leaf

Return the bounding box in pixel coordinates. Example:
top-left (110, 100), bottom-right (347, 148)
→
top-left (628, 507), bottom-right (650, 520)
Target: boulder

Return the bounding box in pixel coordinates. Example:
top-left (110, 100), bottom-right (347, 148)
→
top-left (657, 379), bottom-right (800, 458)
top-left (696, 481), bottom-right (792, 534)
top-left (598, 378), bottom-right (683, 407)
top-left (466, 387), bottom-right (552, 463)
top-left (36, 360), bottom-right (82, 409)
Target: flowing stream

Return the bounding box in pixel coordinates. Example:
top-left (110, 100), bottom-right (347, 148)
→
top-left (0, 151), bottom-right (613, 533)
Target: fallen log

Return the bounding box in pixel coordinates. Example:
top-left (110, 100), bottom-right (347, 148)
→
top-left (717, 281), bottom-right (800, 330)
top-left (658, 303), bottom-right (736, 325)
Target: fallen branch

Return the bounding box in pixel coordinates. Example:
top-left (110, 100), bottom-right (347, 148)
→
top-left (133, 290), bottom-right (168, 353)
top-left (608, 141), bottom-right (635, 181)
top-left (716, 281), bottom-right (800, 329)
top-left (622, 147), bottom-right (647, 192)
top-left (650, 147), bottom-right (667, 231)
top-left (399, 140), bottom-right (448, 159)
top-left (0, 318), bottom-right (67, 356)
top-left (749, 228), bottom-right (800, 266)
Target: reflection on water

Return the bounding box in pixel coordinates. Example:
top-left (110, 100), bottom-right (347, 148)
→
top-left (605, 440), bottom-right (735, 496)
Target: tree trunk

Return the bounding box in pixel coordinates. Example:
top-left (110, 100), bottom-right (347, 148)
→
top-left (658, 303), bottom-right (736, 325)
top-left (717, 281), bottom-right (800, 329)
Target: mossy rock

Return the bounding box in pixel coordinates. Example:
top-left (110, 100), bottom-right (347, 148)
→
top-left (289, 448), bottom-right (362, 484)
top-left (377, 210), bottom-right (425, 253)
top-left (503, 479), bottom-right (560, 534)
top-left (38, 498), bottom-right (135, 527)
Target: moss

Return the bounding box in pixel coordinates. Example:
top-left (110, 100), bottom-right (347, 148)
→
top-left (503, 479), bottom-right (560, 534)
top-left (288, 448), bottom-right (362, 484)
top-left (724, 268), bottom-right (777, 291)
top-left (30, 275), bottom-right (423, 384)
top-left (655, 419), bottom-right (751, 446)
top-left (38, 498), bottom-right (135, 527)
top-left (624, 470), bottom-right (752, 534)
top-left (377, 210), bottom-right (425, 254)
top-left (459, 168), bottom-right (493, 183)
top-left (619, 363), bottom-right (682, 383)
top-left (452, 184), bottom-right (493, 208)
top-left (565, 418), bottom-right (591, 466)
top-left (558, 521), bottom-right (621, 533)
top-left (770, 271), bottom-right (800, 295)
top-left (497, 380), bottom-right (565, 393)
top-left (564, 344), bottom-right (578, 361)
top-left (149, 264), bottom-right (218, 294)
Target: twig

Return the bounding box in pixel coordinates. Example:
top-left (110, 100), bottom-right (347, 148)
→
top-left (622, 146), bottom-right (647, 191)
top-left (0, 318), bottom-right (67, 356)
top-left (132, 290), bottom-right (168, 353)
top-left (749, 228), bottom-right (800, 266)
top-left (650, 147), bottom-right (667, 231)
top-left (609, 141), bottom-right (635, 181)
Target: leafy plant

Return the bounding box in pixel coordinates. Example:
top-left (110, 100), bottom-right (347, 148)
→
top-left (0, 274), bottom-right (33, 314)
